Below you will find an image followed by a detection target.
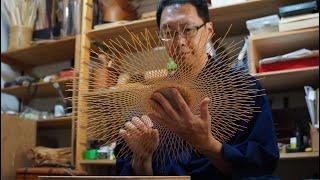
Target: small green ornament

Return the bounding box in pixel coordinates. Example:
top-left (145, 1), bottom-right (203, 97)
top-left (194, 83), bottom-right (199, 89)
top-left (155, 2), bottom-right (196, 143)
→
top-left (167, 57), bottom-right (177, 72)
top-left (83, 149), bottom-right (99, 160)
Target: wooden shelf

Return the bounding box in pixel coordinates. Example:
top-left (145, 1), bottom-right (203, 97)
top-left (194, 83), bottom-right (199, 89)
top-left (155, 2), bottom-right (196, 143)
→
top-left (79, 159), bottom-right (116, 165)
top-left (249, 28), bottom-right (319, 74)
top-left (211, 0), bottom-right (300, 36)
top-left (88, 17), bottom-right (158, 42)
top-left (1, 37), bottom-right (75, 71)
top-left (253, 67), bottom-right (319, 92)
top-left (1, 78), bottom-right (73, 99)
top-left (250, 28), bottom-right (319, 41)
top-left (79, 152), bottom-right (319, 164)
top-left (37, 116), bottom-right (72, 129)
top-left (280, 152), bottom-right (319, 159)
top-left (87, 0), bottom-right (300, 41)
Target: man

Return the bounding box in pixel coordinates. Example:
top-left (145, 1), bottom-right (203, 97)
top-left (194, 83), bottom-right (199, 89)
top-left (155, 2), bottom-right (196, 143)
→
top-left (116, 0), bottom-right (279, 179)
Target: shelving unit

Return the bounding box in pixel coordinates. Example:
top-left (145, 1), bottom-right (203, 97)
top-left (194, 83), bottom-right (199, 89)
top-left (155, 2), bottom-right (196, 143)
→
top-left (280, 152), bottom-right (319, 160)
top-left (249, 28), bottom-right (319, 74)
top-left (254, 67), bottom-right (319, 92)
top-left (1, 37), bottom-right (75, 71)
top-left (76, 0), bottom-right (319, 176)
top-left (37, 116), bottom-right (72, 129)
top-left (1, 33), bottom-right (78, 167)
top-left (87, 0), bottom-right (301, 41)
top-left (79, 160), bottom-right (116, 165)
top-left (249, 28), bottom-right (319, 92)
top-left (1, 77), bottom-right (73, 99)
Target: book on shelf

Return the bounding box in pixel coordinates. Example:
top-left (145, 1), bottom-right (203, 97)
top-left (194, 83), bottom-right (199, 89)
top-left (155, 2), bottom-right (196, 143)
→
top-left (279, 13), bottom-right (319, 32)
top-left (317, 88), bottom-right (319, 129)
top-left (304, 86), bottom-right (319, 129)
top-left (279, 1), bottom-right (318, 18)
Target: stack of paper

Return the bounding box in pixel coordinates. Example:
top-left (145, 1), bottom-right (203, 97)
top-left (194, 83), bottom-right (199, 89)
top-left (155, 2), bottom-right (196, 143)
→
top-left (305, 86), bottom-right (319, 129)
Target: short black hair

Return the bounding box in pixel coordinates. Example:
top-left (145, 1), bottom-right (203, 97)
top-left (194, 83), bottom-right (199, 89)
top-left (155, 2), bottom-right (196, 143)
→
top-left (156, 0), bottom-right (210, 28)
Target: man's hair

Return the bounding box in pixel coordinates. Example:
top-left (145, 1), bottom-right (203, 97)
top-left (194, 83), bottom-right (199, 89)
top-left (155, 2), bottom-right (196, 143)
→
top-left (156, 0), bottom-right (210, 27)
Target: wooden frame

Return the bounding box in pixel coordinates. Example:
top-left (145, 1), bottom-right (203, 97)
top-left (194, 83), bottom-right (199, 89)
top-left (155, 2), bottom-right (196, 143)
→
top-left (75, 0), bottom-right (93, 171)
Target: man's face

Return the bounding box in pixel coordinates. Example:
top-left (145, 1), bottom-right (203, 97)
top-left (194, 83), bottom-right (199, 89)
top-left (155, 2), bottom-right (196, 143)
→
top-left (159, 3), bottom-right (213, 69)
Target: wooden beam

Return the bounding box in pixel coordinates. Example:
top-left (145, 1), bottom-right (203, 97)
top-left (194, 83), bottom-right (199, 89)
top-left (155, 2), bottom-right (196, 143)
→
top-left (75, 0), bottom-right (93, 171)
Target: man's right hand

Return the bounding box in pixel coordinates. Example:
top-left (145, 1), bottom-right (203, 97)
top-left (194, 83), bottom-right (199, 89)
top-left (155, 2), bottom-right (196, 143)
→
top-left (119, 115), bottom-right (159, 175)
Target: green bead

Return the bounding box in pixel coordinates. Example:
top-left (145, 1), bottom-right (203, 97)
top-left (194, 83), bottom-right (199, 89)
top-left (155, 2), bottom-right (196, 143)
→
top-left (167, 58), bottom-right (177, 72)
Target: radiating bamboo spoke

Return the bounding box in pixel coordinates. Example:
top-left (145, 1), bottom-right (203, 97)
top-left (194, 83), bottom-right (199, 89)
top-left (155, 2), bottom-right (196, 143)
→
top-left (70, 26), bottom-right (261, 170)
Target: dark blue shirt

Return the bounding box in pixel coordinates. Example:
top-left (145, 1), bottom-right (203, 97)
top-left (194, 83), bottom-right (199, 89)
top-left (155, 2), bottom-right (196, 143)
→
top-left (115, 79), bottom-right (279, 179)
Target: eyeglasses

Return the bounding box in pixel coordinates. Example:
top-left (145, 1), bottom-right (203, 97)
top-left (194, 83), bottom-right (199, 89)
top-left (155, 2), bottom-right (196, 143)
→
top-left (160, 23), bottom-right (206, 41)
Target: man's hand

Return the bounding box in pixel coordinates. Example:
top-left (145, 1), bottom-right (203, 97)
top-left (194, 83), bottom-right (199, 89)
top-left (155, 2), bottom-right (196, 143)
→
top-left (148, 88), bottom-right (216, 153)
top-left (119, 115), bottom-right (159, 175)
top-left (148, 88), bottom-right (232, 174)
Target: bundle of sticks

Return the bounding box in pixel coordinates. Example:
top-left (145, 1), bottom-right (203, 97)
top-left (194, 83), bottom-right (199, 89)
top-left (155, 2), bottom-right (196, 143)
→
top-left (2, 0), bottom-right (40, 27)
top-left (27, 146), bottom-right (71, 167)
top-left (35, 0), bottom-right (49, 30)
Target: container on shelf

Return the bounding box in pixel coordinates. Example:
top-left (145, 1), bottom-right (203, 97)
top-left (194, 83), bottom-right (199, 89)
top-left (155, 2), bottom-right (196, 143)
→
top-left (246, 15), bottom-right (280, 35)
top-left (8, 26), bottom-right (33, 51)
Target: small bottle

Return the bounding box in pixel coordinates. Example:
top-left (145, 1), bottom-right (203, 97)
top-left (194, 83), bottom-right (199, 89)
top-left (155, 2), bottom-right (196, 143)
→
top-left (295, 127), bottom-right (301, 150)
top-left (290, 137), bottom-right (297, 149)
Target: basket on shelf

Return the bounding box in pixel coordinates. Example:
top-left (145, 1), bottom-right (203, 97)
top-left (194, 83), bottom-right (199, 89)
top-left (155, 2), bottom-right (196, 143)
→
top-left (8, 26), bottom-right (33, 51)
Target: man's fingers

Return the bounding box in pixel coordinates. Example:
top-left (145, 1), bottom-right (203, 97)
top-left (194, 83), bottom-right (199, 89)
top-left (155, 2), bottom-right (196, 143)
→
top-left (119, 128), bottom-right (126, 135)
top-left (141, 115), bottom-right (153, 128)
top-left (153, 129), bottom-right (159, 141)
top-left (148, 112), bottom-right (170, 129)
top-left (171, 88), bottom-right (193, 118)
top-left (131, 116), bottom-right (148, 131)
top-left (119, 129), bottom-right (130, 141)
top-left (200, 97), bottom-right (211, 120)
top-left (148, 99), bottom-right (171, 123)
top-left (151, 92), bottom-right (180, 121)
top-left (124, 121), bottom-right (139, 134)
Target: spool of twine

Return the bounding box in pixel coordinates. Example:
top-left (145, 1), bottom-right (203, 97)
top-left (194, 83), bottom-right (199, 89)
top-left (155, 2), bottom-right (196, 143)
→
top-left (8, 26), bottom-right (33, 51)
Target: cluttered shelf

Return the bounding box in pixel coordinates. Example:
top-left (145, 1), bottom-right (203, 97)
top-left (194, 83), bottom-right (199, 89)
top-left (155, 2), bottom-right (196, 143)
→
top-left (280, 152), bottom-right (319, 159)
top-left (0, 36), bottom-right (75, 70)
top-left (253, 66), bottom-right (319, 92)
top-left (79, 159), bottom-right (116, 165)
top-left (37, 116), bottom-right (72, 129)
top-left (1, 77), bottom-right (73, 99)
top-left (210, 0), bottom-right (301, 36)
top-left (248, 27), bottom-right (319, 91)
top-left (86, 0), bottom-right (301, 41)
top-left (248, 28), bottom-right (319, 67)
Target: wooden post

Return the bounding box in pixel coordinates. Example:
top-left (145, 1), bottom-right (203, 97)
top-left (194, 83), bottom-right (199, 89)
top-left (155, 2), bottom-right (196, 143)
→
top-left (75, 0), bottom-right (93, 171)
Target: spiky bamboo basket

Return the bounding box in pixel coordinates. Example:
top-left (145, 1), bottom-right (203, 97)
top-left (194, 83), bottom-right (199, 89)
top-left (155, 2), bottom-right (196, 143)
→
top-left (68, 26), bottom-right (262, 169)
